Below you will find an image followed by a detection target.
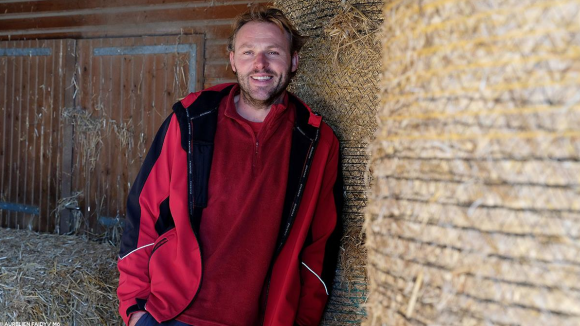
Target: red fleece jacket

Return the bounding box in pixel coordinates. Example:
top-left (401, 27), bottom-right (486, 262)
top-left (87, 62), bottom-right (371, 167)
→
top-left (177, 86), bottom-right (295, 325)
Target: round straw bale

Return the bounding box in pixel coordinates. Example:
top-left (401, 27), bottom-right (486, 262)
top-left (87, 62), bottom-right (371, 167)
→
top-left (367, 0), bottom-right (580, 325)
top-left (275, 0), bottom-right (383, 324)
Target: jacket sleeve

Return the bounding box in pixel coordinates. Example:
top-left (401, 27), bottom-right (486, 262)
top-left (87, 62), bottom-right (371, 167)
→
top-left (295, 134), bottom-right (343, 326)
top-left (117, 114), bottom-right (179, 325)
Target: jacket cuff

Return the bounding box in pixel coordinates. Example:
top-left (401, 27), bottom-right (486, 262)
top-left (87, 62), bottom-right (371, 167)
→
top-left (126, 298), bottom-right (147, 317)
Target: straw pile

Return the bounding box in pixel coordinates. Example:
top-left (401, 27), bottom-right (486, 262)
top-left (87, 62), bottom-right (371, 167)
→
top-left (275, 0), bottom-right (383, 324)
top-left (367, 0), bottom-right (580, 325)
top-left (0, 227), bottom-right (121, 325)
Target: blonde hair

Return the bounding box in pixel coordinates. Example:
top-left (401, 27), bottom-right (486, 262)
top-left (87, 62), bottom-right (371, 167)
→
top-left (227, 5), bottom-right (307, 54)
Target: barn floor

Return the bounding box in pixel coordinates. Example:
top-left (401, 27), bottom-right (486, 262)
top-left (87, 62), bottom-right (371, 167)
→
top-left (0, 227), bottom-right (121, 325)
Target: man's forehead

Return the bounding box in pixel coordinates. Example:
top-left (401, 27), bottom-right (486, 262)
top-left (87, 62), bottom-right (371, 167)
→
top-left (237, 42), bottom-right (285, 49)
top-left (235, 21), bottom-right (291, 48)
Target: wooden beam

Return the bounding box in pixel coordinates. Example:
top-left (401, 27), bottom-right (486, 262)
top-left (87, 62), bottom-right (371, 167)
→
top-left (58, 38), bottom-right (75, 234)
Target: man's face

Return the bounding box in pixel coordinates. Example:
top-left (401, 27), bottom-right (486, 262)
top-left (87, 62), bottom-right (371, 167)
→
top-left (229, 21), bottom-right (299, 108)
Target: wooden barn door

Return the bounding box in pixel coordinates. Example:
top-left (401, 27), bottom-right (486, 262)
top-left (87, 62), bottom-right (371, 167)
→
top-left (71, 35), bottom-right (204, 237)
top-left (0, 39), bottom-right (75, 232)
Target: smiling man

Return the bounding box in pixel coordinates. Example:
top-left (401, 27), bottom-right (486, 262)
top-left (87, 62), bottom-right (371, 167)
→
top-left (117, 5), bottom-right (342, 326)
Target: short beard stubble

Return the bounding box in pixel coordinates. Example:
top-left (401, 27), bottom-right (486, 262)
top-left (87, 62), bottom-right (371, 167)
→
top-left (237, 65), bottom-right (293, 110)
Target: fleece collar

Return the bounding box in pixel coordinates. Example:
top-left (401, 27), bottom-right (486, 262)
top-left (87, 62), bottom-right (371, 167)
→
top-left (177, 83), bottom-right (322, 132)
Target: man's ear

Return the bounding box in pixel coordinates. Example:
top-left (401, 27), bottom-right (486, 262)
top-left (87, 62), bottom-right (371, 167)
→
top-left (291, 51), bottom-right (299, 73)
top-left (229, 51), bottom-right (237, 73)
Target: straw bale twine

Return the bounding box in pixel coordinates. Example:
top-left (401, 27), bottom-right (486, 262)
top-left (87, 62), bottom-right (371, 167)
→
top-left (0, 228), bottom-right (120, 325)
top-left (367, 0), bottom-right (580, 325)
top-left (275, 0), bottom-right (383, 323)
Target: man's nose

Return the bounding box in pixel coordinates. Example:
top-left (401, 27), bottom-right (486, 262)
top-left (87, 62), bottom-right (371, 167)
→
top-left (253, 52), bottom-right (268, 70)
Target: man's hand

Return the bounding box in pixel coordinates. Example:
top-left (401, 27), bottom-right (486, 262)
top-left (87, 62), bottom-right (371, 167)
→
top-left (128, 311), bottom-right (146, 326)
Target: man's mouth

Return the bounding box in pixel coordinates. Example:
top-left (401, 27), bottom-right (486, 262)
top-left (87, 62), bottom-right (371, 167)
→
top-left (251, 75), bottom-right (273, 81)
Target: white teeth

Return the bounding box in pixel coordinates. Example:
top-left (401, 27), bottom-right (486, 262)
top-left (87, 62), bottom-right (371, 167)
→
top-left (252, 76), bottom-right (272, 80)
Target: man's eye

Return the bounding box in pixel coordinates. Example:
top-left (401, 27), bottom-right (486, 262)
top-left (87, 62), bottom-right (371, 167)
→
top-left (243, 51), bottom-right (253, 55)
top-left (269, 51), bottom-right (279, 55)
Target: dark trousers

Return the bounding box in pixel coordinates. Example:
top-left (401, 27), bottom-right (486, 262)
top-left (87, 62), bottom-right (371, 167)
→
top-left (135, 313), bottom-right (191, 326)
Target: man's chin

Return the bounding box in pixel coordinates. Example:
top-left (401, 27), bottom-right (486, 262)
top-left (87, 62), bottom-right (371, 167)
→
top-left (238, 77), bottom-right (289, 107)
top-left (241, 90), bottom-right (281, 108)
top-left (246, 90), bottom-right (276, 102)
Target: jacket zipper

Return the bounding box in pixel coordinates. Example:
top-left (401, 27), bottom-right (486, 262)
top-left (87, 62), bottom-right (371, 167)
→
top-left (169, 106), bottom-right (211, 320)
top-left (261, 127), bottom-right (320, 325)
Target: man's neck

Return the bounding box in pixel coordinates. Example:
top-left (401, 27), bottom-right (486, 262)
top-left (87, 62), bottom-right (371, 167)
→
top-left (234, 92), bottom-right (285, 123)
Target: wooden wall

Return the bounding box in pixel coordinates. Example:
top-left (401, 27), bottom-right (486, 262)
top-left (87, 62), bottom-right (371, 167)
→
top-left (0, 0), bottom-right (271, 88)
top-left (0, 39), bottom-right (74, 232)
top-left (0, 0), bottom-right (269, 234)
